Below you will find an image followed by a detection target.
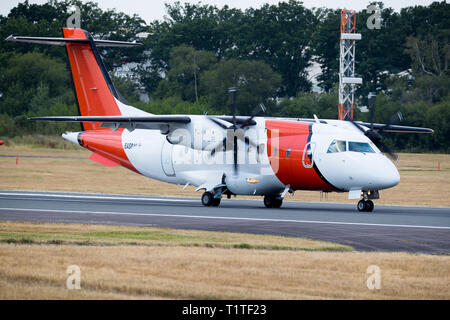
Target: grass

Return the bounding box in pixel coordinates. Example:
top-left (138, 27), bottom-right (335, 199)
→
top-left (0, 222), bottom-right (449, 300)
top-left (0, 145), bottom-right (449, 206)
top-left (0, 221), bottom-right (351, 251)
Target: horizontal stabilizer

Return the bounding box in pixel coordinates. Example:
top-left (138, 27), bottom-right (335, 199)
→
top-left (5, 35), bottom-right (142, 47)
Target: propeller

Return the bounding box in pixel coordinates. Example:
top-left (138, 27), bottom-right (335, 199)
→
top-left (349, 92), bottom-right (402, 161)
top-left (208, 87), bottom-right (265, 175)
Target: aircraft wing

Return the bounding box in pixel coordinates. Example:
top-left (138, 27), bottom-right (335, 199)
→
top-left (356, 122), bottom-right (434, 133)
top-left (31, 115), bottom-right (191, 132)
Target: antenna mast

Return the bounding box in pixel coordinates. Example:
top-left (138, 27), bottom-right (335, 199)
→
top-left (338, 9), bottom-right (362, 120)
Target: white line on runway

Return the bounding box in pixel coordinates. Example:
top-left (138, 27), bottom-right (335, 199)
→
top-left (1, 207), bottom-right (449, 230)
top-left (0, 192), bottom-right (197, 203)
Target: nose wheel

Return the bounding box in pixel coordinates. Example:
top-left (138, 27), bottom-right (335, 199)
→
top-left (357, 200), bottom-right (374, 212)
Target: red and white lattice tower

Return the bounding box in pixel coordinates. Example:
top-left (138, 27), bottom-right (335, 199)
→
top-left (338, 9), bottom-right (362, 120)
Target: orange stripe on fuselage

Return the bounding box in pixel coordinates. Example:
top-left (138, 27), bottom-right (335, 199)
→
top-left (266, 120), bottom-right (335, 191)
top-left (63, 28), bottom-right (121, 130)
top-left (79, 129), bottom-right (139, 174)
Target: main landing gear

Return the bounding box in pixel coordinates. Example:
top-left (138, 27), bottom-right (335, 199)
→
top-left (201, 191), bottom-right (221, 207)
top-left (263, 195), bottom-right (283, 208)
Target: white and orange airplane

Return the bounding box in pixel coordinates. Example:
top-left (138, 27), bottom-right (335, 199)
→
top-left (6, 28), bottom-right (433, 212)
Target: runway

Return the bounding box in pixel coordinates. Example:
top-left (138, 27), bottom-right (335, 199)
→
top-left (0, 190), bottom-right (449, 253)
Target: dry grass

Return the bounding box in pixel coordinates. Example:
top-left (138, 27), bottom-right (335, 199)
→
top-left (0, 145), bottom-right (448, 206)
top-left (0, 244), bottom-right (449, 300)
top-left (0, 222), bottom-right (448, 300)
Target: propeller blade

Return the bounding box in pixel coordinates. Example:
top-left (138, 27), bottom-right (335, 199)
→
top-left (229, 87), bottom-right (237, 129)
top-left (376, 141), bottom-right (398, 162)
top-left (233, 136), bottom-right (238, 175)
top-left (348, 119), bottom-right (366, 133)
top-left (368, 92), bottom-right (376, 130)
top-left (209, 137), bottom-right (227, 156)
top-left (378, 112), bottom-right (403, 134)
top-left (240, 103), bottom-right (266, 129)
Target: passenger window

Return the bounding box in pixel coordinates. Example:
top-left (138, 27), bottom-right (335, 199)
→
top-left (327, 140), bottom-right (346, 153)
top-left (286, 148), bottom-right (291, 158)
top-left (348, 142), bottom-right (375, 153)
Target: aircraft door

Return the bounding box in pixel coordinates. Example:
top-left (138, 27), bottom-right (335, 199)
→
top-left (302, 141), bottom-right (316, 168)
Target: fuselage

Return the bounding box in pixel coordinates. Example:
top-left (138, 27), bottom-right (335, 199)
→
top-left (63, 115), bottom-right (400, 197)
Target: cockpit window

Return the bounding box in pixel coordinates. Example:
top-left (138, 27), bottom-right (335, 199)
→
top-left (327, 140), bottom-right (346, 153)
top-left (348, 141), bottom-right (375, 153)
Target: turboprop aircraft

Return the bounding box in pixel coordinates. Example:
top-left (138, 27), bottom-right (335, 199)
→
top-left (6, 28), bottom-right (433, 212)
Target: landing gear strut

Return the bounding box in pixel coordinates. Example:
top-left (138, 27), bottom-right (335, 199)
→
top-left (201, 191), bottom-right (221, 207)
top-left (263, 195), bottom-right (283, 208)
top-left (357, 199), bottom-right (374, 212)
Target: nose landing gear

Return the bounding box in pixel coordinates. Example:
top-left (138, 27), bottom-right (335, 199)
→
top-left (356, 190), bottom-right (378, 212)
top-left (357, 199), bottom-right (374, 212)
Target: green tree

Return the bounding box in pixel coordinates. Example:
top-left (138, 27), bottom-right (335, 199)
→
top-left (0, 52), bottom-right (72, 116)
top-left (201, 59), bottom-right (281, 115)
top-left (155, 45), bottom-right (217, 102)
top-left (312, 8), bottom-right (340, 93)
top-left (278, 89), bottom-right (338, 119)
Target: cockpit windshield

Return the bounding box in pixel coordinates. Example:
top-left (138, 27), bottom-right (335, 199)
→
top-left (327, 140), bottom-right (376, 153)
top-left (348, 141), bottom-right (375, 153)
top-left (327, 140), bottom-right (346, 153)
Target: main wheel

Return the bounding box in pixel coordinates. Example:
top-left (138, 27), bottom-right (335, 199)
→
top-left (357, 200), bottom-right (367, 212)
top-left (211, 197), bottom-right (221, 207)
top-left (366, 200), bottom-right (374, 212)
top-left (264, 196), bottom-right (283, 208)
top-left (272, 198), bottom-right (283, 208)
top-left (263, 196), bottom-right (273, 208)
top-left (201, 192), bottom-right (214, 207)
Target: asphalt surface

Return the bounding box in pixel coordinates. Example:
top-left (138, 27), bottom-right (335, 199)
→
top-left (0, 190), bottom-right (449, 254)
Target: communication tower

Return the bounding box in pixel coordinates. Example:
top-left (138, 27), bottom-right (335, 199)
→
top-left (338, 10), bottom-right (362, 120)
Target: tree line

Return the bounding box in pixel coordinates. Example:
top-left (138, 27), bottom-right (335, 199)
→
top-left (0, 0), bottom-right (448, 152)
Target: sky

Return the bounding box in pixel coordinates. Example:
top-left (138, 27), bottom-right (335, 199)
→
top-left (0, 0), bottom-right (440, 24)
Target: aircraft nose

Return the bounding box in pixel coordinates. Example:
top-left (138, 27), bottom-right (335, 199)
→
top-left (367, 158), bottom-right (400, 190)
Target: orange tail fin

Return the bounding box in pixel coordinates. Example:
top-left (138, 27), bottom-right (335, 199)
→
top-left (63, 28), bottom-right (121, 130)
